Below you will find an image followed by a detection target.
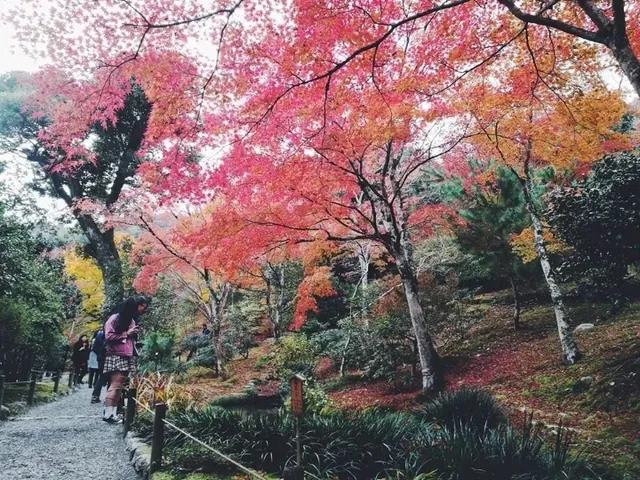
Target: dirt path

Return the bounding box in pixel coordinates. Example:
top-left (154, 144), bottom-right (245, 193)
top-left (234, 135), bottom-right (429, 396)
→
top-left (0, 385), bottom-right (138, 480)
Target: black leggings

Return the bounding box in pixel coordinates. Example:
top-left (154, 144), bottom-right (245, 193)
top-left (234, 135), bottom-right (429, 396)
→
top-left (74, 363), bottom-right (87, 383)
top-left (88, 368), bottom-right (101, 388)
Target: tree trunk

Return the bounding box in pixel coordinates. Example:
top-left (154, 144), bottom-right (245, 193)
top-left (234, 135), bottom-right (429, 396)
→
top-left (411, 338), bottom-right (418, 379)
top-left (372, 159), bottom-right (443, 393)
top-left (265, 265), bottom-right (284, 339)
top-left (610, 37), bottom-right (640, 98)
top-left (524, 192), bottom-right (581, 364)
top-left (94, 233), bottom-right (124, 317)
top-left (356, 242), bottom-right (371, 326)
top-left (206, 281), bottom-right (231, 378)
top-left (274, 266), bottom-right (285, 339)
top-left (44, 165), bottom-right (124, 318)
top-left (77, 216), bottom-right (124, 317)
top-left (394, 250), bottom-right (444, 393)
top-left (339, 332), bottom-right (351, 377)
top-left (509, 274), bottom-right (522, 330)
top-left (212, 326), bottom-right (225, 378)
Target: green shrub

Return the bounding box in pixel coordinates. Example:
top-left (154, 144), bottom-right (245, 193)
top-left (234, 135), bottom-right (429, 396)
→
top-left (419, 388), bottom-right (507, 431)
top-left (181, 333), bottom-right (210, 352)
top-left (210, 393), bottom-right (257, 408)
top-left (193, 345), bottom-right (217, 368)
top-left (168, 444), bottom-right (236, 474)
top-left (151, 473), bottom-right (175, 480)
top-left (183, 366), bottom-right (214, 380)
top-left (133, 399), bottom-right (599, 480)
top-left (423, 416), bottom-right (594, 480)
top-left (140, 332), bottom-right (176, 372)
top-left (210, 391), bottom-right (283, 410)
top-left (225, 322), bottom-right (258, 359)
top-left (271, 335), bottom-right (315, 377)
top-left (255, 355), bottom-right (270, 370)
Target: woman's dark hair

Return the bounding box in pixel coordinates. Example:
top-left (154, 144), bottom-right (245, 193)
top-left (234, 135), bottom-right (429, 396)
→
top-left (135, 295), bottom-right (151, 308)
top-left (114, 297), bottom-right (138, 333)
top-left (111, 295), bottom-right (151, 316)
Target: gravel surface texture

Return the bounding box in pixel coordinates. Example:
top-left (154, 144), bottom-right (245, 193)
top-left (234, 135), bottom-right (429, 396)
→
top-left (0, 384), bottom-right (138, 480)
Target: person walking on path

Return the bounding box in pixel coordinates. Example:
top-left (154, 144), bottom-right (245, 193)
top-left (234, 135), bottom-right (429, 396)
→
top-left (102, 298), bottom-right (139, 424)
top-left (88, 327), bottom-right (105, 389)
top-left (71, 335), bottom-right (90, 385)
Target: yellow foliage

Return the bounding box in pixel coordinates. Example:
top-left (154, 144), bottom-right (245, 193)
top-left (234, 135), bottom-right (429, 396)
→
top-left (133, 372), bottom-right (197, 412)
top-left (64, 250), bottom-right (104, 317)
top-left (64, 233), bottom-right (136, 318)
top-left (510, 228), bottom-right (570, 263)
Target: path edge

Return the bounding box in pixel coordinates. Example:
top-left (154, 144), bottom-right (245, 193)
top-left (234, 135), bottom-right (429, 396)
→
top-left (125, 431), bottom-right (151, 479)
top-left (1, 382), bottom-right (76, 421)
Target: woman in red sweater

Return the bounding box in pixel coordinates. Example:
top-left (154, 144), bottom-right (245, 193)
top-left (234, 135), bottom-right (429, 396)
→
top-left (102, 297), bottom-right (139, 424)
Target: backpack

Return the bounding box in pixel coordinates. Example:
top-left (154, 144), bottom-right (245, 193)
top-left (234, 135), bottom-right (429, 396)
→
top-left (92, 330), bottom-right (106, 354)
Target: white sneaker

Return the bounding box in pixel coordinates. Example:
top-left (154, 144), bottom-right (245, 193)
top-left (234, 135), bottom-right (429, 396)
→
top-left (102, 415), bottom-right (123, 424)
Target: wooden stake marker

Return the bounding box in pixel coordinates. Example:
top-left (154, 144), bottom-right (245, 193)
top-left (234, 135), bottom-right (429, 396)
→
top-left (287, 374), bottom-right (305, 480)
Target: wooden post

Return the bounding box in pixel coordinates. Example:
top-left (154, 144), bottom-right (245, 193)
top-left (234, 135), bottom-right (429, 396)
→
top-left (283, 466), bottom-right (304, 480)
top-left (27, 372), bottom-right (37, 406)
top-left (0, 375), bottom-right (5, 407)
top-left (117, 387), bottom-right (126, 416)
top-left (123, 387), bottom-right (137, 438)
top-left (150, 402), bottom-right (167, 474)
top-left (290, 374), bottom-right (305, 479)
top-left (53, 371), bottom-right (60, 394)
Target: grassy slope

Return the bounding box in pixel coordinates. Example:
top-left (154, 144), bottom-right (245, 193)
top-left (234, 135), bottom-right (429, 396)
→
top-left (178, 293), bottom-right (640, 477)
top-left (331, 294), bottom-right (640, 477)
top-left (446, 296), bottom-right (639, 476)
top-left (185, 341), bottom-right (279, 401)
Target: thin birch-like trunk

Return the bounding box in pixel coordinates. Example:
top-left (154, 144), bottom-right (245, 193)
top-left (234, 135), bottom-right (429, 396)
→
top-left (523, 178), bottom-right (581, 364)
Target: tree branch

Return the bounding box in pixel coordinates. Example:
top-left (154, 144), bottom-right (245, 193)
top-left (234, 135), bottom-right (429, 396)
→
top-left (497, 0), bottom-right (607, 44)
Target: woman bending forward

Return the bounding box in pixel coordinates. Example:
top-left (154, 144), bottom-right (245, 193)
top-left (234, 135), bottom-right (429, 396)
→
top-left (102, 298), bottom-right (139, 424)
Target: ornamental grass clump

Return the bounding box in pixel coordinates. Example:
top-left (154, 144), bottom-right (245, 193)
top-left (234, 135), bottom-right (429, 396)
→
top-left (419, 388), bottom-right (507, 432)
top-left (132, 392), bottom-right (599, 479)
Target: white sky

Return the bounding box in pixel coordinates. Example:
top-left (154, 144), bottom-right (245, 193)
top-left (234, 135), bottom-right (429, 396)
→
top-left (0, 1), bottom-right (67, 219)
top-left (0, 1), bottom-right (42, 74)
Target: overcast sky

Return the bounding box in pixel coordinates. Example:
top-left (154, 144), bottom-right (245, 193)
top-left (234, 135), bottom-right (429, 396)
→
top-left (0, 1), bottom-right (42, 74)
top-left (0, 1), bottom-right (68, 220)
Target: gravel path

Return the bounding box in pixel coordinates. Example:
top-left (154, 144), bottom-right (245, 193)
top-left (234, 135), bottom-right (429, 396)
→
top-left (0, 384), bottom-right (138, 480)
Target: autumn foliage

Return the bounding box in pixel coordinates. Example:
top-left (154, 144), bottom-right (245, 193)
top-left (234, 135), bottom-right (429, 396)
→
top-left (3, 0), bottom-right (639, 390)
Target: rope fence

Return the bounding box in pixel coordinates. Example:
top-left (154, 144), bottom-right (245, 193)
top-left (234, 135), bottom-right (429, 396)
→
top-left (131, 395), bottom-right (154, 415)
top-left (162, 417), bottom-right (270, 480)
top-left (128, 392), bottom-right (270, 480)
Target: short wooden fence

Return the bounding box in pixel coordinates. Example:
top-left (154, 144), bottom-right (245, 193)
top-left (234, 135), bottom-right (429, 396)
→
top-left (0, 370), bottom-right (69, 408)
top-left (124, 389), bottom-right (293, 479)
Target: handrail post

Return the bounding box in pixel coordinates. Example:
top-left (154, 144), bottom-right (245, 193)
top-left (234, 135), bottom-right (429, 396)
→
top-left (0, 375), bottom-right (5, 407)
top-left (53, 371), bottom-right (60, 394)
top-left (27, 371), bottom-right (37, 406)
top-left (123, 387), bottom-right (137, 438)
top-left (117, 387), bottom-right (125, 416)
top-left (150, 402), bottom-right (167, 474)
